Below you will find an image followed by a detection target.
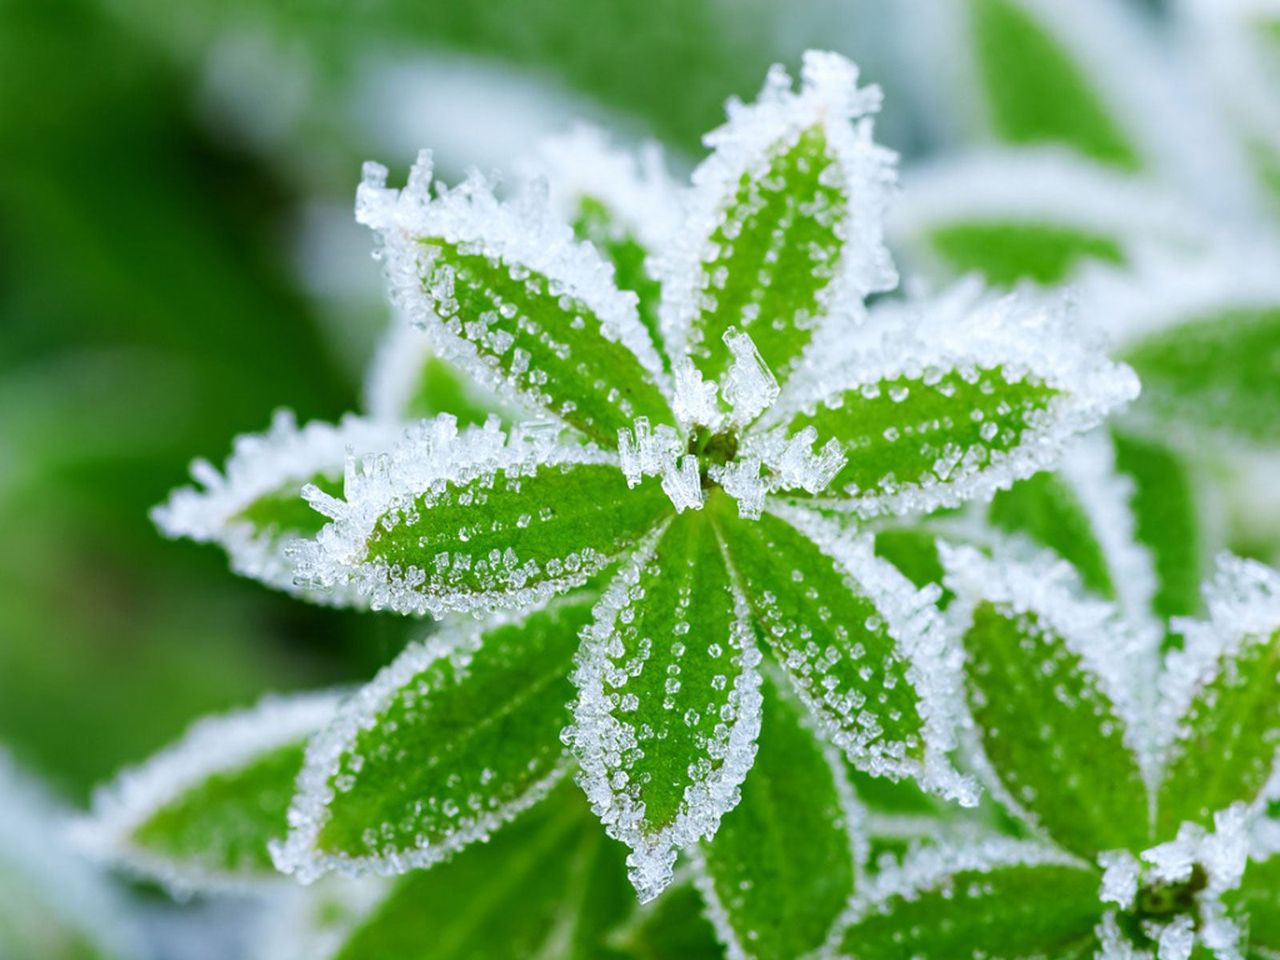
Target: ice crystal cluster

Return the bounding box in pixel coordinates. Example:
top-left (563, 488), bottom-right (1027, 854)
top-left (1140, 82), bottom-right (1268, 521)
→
top-left (72, 40), bottom-right (1280, 960)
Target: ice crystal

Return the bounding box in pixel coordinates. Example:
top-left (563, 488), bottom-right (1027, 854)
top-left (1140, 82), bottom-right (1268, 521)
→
top-left (152, 411), bottom-right (403, 600)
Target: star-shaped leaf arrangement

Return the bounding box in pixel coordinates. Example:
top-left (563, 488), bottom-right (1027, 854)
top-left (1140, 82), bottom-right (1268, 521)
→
top-left (145, 50), bottom-right (1137, 906)
top-left (824, 532), bottom-right (1280, 959)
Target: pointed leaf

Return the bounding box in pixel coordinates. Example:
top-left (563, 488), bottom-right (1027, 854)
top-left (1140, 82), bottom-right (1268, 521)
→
top-left (151, 411), bottom-right (402, 601)
top-left (890, 154), bottom-right (1209, 289)
top-left (1112, 429), bottom-right (1205, 624)
top-left (944, 546), bottom-right (1153, 858)
top-left (273, 594), bottom-right (595, 882)
top-left (662, 51), bottom-right (895, 387)
top-left (778, 286), bottom-right (1138, 516)
top-left (716, 501), bottom-right (974, 803)
top-left (364, 321), bottom-right (512, 427)
top-left (296, 417), bottom-right (669, 616)
top-left (1123, 304), bottom-right (1280, 447)
top-left (826, 839), bottom-right (1103, 959)
top-left (356, 154), bottom-right (673, 446)
top-left (694, 677), bottom-right (861, 960)
top-left (968, 0), bottom-right (1140, 169)
top-left (1155, 557), bottom-right (1280, 837)
top-left (72, 692), bottom-right (338, 894)
top-left (570, 510), bottom-right (764, 902)
top-left (318, 785), bottom-right (635, 960)
top-left (524, 125), bottom-right (680, 373)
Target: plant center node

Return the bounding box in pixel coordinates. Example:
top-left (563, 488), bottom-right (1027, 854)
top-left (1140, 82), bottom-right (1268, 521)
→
top-left (689, 427), bottom-right (740, 491)
top-left (1134, 864), bottom-right (1208, 924)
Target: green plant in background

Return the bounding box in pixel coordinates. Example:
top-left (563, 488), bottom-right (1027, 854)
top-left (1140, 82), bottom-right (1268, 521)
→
top-left (62, 49), bottom-right (1280, 960)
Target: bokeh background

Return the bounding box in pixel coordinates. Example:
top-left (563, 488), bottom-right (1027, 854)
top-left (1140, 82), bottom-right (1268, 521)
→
top-left (3, 0), bottom-right (1279, 956)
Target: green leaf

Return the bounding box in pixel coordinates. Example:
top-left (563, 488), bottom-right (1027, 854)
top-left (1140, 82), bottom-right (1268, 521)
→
top-left (570, 508), bottom-right (764, 902)
top-left (326, 785), bottom-right (635, 960)
top-left (945, 547), bottom-right (1152, 858)
top-left (298, 420), bottom-right (671, 616)
top-left (969, 0), bottom-right (1141, 169)
top-left (1112, 429), bottom-right (1204, 623)
top-left (1155, 557), bottom-right (1280, 837)
top-left (828, 841), bottom-right (1103, 959)
top-left (572, 195), bottom-right (671, 373)
top-left (695, 677), bottom-right (860, 960)
top-left (152, 412), bottom-right (402, 600)
top-left (75, 692), bottom-right (337, 893)
top-left (358, 156), bottom-right (674, 447)
top-left (274, 594), bottom-right (596, 882)
top-left (715, 500), bottom-right (974, 803)
top-left (989, 471), bottom-right (1116, 601)
top-left (1122, 306), bottom-right (1280, 446)
top-left (1227, 856), bottom-right (1280, 952)
top-left (667, 51), bottom-right (895, 389)
top-left (779, 293), bottom-right (1138, 518)
top-left (522, 126), bottom-right (679, 379)
top-left (928, 221), bottom-right (1125, 287)
top-left (611, 883), bottom-right (726, 960)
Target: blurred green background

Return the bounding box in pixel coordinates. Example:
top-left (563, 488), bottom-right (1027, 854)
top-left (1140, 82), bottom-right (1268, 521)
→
top-left (0, 0), bottom-right (869, 803)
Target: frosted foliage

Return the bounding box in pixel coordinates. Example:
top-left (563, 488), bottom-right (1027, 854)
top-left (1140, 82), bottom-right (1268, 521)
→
top-left (568, 520), bottom-right (764, 902)
top-left (943, 544), bottom-right (1155, 774)
top-left (825, 836), bottom-right (1086, 955)
top-left (151, 410), bottom-right (402, 599)
top-left (780, 284), bottom-right (1140, 520)
top-left (72, 692), bottom-right (339, 895)
top-left (518, 124), bottom-right (681, 254)
top-left (1100, 849), bottom-right (1142, 910)
top-left (272, 602), bottom-right (584, 882)
top-left (292, 415), bottom-right (659, 616)
top-left (1156, 554), bottom-right (1280, 757)
top-left (1141, 804), bottom-right (1250, 896)
top-left (357, 151), bottom-right (671, 446)
top-left (661, 50), bottom-right (897, 382)
top-left (724, 507), bottom-right (976, 804)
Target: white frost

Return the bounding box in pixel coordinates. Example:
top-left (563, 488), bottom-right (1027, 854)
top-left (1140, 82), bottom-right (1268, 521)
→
top-left (71, 691), bottom-right (341, 896)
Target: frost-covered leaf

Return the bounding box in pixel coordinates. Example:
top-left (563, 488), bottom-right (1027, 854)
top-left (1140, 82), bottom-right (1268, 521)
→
top-left (891, 153), bottom-right (1206, 288)
top-left (570, 510), bottom-right (764, 902)
top-left (299, 785), bottom-right (635, 960)
top-left (295, 416), bottom-right (669, 616)
top-left (990, 432), bottom-right (1162, 633)
top-left (716, 501), bottom-right (974, 804)
top-left (694, 676), bottom-right (862, 960)
top-left (273, 594), bottom-right (595, 882)
top-left (1082, 254), bottom-right (1280, 447)
top-left (364, 321), bottom-right (512, 427)
top-left (944, 546), bottom-right (1154, 859)
top-left (1112, 430), bottom-right (1206, 624)
top-left (1124, 305), bottom-right (1280, 447)
top-left (1226, 856), bottom-right (1280, 953)
top-left (1155, 556), bottom-right (1280, 838)
top-left (151, 411), bottom-right (402, 601)
top-left (356, 153), bottom-right (673, 446)
top-left (612, 882), bottom-right (726, 960)
top-left (1, 753), bottom-right (141, 960)
top-left (965, 0), bottom-right (1140, 169)
top-left (522, 125), bottom-right (681, 372)
top-left (778, 285), bottom-right (1139, 518)
top-left (661, 50), bottom-right (896, 388)
top-left (72, 691), bottom-right (338, 894)
top-left (823, 838), bottom-right (1103, 959)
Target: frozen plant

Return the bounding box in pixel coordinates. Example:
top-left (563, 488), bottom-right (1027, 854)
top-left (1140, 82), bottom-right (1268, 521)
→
top-left (79, 51), bottom-right (1160, 960)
